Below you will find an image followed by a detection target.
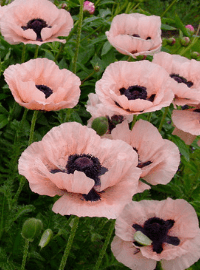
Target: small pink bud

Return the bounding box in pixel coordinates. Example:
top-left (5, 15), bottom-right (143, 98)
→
top-left (185, 24), bottom-right (195, 34)
top-left (180, 37), bottom-right (190, 46)
top-left (136, 55), bottom-right (147, 61)
top-left (83, 1), bottom-right (95, 15)
top-left (166, 37), bottom-right (176, 45)
top-left (191, 51), bottom-right (200, 59)
top-left (61, 3), bottom-right (67, 9)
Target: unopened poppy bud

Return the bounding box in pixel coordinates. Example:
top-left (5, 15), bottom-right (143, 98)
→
top-left (21, 218), bottom-right (43, 242)
top-left (134, 231), bottom-right (152, 246)
top-left (191, 51), bottom-right (200, 59)
top-left (136, 55), bottom-right (147, 61)
top-left (91, 116), bottom-right (109, 136)
top-left (180, 37), bottom-right (190, 46)
top-left (185, 24), bottom-right (195, 34)
top-left (39, 229), bottom-right (53, 248)
top-left (61, 3), bottom-right (67, 9)
top-left (83, 1), bottom-right (95, 15)
top-left (166, 37), bottom-right (176, 45)
top-left (94, 65), bottom-right (100, 72)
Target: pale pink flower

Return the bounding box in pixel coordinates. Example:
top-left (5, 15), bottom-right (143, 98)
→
top-left (95, 61), bottom-right (174, 115)
top-left (83, 1), bottom-right (95, 15)
top-left (111, 198), bottom-right (200, 270)
top-left (18, 122), bottom-right (141, 218)
top-left (106, 13), bottom-right (162, 58)
top-left (4, 58), bottom-right (81, 111)
top-left (0, 0), bottom-right (73, 45)
top-left (111, 120), bottom-right (180, 192)
top-left (153, 52), bottom-right (200, 106)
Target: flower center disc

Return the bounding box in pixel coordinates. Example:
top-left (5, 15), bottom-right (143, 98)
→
top-left (133, 217), bottom-right (180, 254)
top-left (170, 73), bottom-right (193, 88)
top-left (36, 84), bottom-right (53, 98)
top-left (120, 85), bottom-right (147, 100)
top-left (22, 19), bottom-right (51, 41)
top-left (74, 157), bottom-right (94, 168)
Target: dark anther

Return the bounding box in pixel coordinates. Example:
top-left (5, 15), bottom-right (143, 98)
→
top-left (51, 169), bottom-right (64, 174)
top-left (181, 105), bottom-right (189, 110)
top-left (137, 160), bottom-right (152, 168)
top-left (148, 94), bottom-right (156, 102)
top-left (132, 34), bottom-right (140, 38)
top-left (36, 84), bottom-right (53, 98)
top-left (132, 217), bottom-right (180, 254)
top-left (119, 85), bottom-right (147, 100)
top-left (21, 18), bottom-right (51, 41)
top-left (83, 188), bottom-right (101, 201)
top-left (170, 73), bottom-right (193, 88)
top-left (193, 109), bottom-right (200, 113)
top-left (146, 36), bottom-right (151, 40)
top-left (107, 115), bottom-right (124, 132)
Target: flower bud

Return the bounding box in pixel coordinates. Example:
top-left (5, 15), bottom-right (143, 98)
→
top-left (134, 231), bottom-right (152, 246)
top-left (166, 37), bottom-right (176, 45)
top-left (136, 55), bottom-right (147, 61)
top-left (191, 51), bottom-right (200, 59)
top-left (180, 37), bottom-right (190, 46)
top-left (83, 1), bottom-right (95, 15)
top-left (21, 218), bottom-right (43, 242)
top-left (185, 24), bottom-right (195, 34)
top-left (39, 229), bottom-right (53, 248)
top-left (94, 65), bottom-right (100, 72)
top-left (91, 116), bottom-right (109, 136)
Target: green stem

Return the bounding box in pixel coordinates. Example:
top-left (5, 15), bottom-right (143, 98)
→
top-left (58, 216), bottom-right (79, 270)
top-left (0, 195), bottom-right (5, 240)
top-left (72, 0), bottom-right (84, 74)
top-left (156, 261), bottom-right (164, 270)
top-left (130, 114), bottom-right (137, 130)
top-left (54, 21), bottom-right (79, 62)
top-left (147, 112), bottom-right (152, 122)
top-left (34, 45), bottom-right (39, 59)
top-left (28, 110), bottom-right (39, 145)
top-left (94, 219), bottom-right (115, 270)
top-left (81, 70), bottom-right (95, 84)
top-left (21, 239), bottom-right (29, 270)
top-left (21, 44), bottom-right (26, 63)
top-left (161, 0), bottom-right (177, 18)
top-left (158, 107), bottom-right (169, 133)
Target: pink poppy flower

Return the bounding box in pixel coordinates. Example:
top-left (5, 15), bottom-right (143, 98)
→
top-left (172, 106), bottom-right (200, 144)
top-left (86, 93), bottom-right (133, 132)
top-left (0, 0), bottom-right (73, 45)
top-left (111, 198), bottom-right (200, 270)
top-left (111, 120), bottom-right (180, 192)
top-left (3, 58), bottom-right (81, 111)
top-left (18, 122), bottom-right (141, 218)
top-left (153, 52), bottom-right (200, 106)
top-left (106, 13), bottom-right (162, 58)
top-left (95, 61), bottom-right (174, 115)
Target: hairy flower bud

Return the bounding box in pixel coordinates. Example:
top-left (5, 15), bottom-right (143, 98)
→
top-left (191, 51), bottom-right (200, 59)
top-left (180, 37), bottom-right (190, 46)
top-left (83, 1), bottom-right (95, 15)
top-left (39, 229), bottom-right (53, 248)
top-left (91, 116), bottom-right (109, 136)
top-left (185, 24), bottom-right (195, 34)
top-left (166, 37), bottom-right (176, 45)
top-left (21, 218), bottom-right (43, 242)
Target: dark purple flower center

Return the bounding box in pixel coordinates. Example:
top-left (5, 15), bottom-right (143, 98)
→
top-left (132, 34), bottom-right (151, 40)
top-left (21, 18), bottom-right (51, 41)
top-left (36, 84), bottom-right (53, 98)
top-left (133, 217), bottom-right (180, 254)
top-left (193, 109), bottom-right (200, 113)
top-left (170, 73), bottom-right (193, 88)
top-left (119, 85), bottom-right (155, 102)
top-left (51, 154), bottom-right (108, 202)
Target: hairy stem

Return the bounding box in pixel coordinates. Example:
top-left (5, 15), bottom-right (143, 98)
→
top-left (158, 107), bottom-right (169, 133)
top-left (21, 239), bottom-right (29, 270)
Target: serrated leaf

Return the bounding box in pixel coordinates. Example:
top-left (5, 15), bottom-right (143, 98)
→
top-left (101, 41), bottom-right (112, 56)
top-left (174, 13), bottom-right (190, 37)
top-left (171, 135), bottom-right (190, 161)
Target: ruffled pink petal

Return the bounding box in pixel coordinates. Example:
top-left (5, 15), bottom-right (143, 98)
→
top-left (111, 236), bottom-right (157, 270)
top-left (172, 109), bottom-right (200, 135)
